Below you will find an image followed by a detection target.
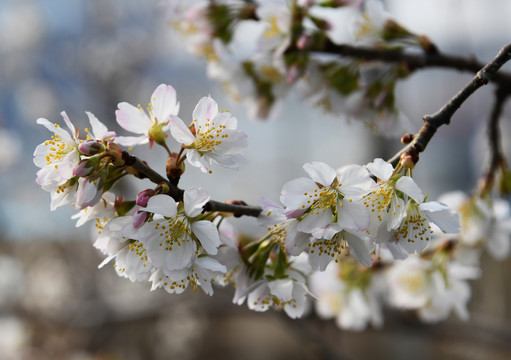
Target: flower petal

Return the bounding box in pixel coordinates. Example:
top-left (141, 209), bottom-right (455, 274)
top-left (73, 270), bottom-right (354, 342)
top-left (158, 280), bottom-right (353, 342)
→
top-left (303, 161), bottom-right (337, 186)
top-left (395, 176), bottom-right (424, 203)
top-left (366, 158), bottom-right (393, 181)
top-left (193, 96), bottom-right (219, 126)
top-left (184, 187), bottom-right (210, 217)
top-left (192, 220), bottom-right (220, 255)
top-left (151, 84), bottom-right (179, 124)
top-left (144, 194), bottom-right (177, 217)
top-left (116, 102), bottom-right (152, 134)
top-left (169, 115), bottom-right (195, 145)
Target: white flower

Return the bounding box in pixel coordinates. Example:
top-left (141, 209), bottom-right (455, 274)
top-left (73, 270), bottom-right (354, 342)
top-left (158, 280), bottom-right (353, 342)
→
top-left (311, 261), bottom-right (384, 331)
top-left (439, 191), bottom-right (511, 260)
top-left (386, 254), bottom-right (479, 322)
top-left (169, 96), bottom-right (247, 172)
top-left (136, 188), bottom-right (221, 275)
top-left (72, 191), bottom-right (116, 227)
top-left (34, 112), bottom-right (81, 210)
top-left (349, 0), bottom-right (392, 46)
top-left (95, 216), bottom-right (153, 282)
top-left (115, 83), bottom-right (180, 147)
top-left (256, 0), bottom-right (292, 55)
top-left (281, 161), bottom-right (374, 236)
top-left (149, 254), bottom-right (226, 296)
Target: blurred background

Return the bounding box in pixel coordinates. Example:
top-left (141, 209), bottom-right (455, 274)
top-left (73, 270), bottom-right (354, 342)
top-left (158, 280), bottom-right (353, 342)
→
top-left (1, 0), bottom-right (511, 359)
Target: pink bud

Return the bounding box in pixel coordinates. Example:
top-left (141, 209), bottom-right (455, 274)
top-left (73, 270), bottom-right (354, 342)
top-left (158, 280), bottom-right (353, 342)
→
top-left (136, 189), bottom-right (155, 207)
top-left (73, 160), bottom-right (94, 177)
top-left (132, 208), bottom-right (147, 229)
top-left (79, 140), bottom-right (105, 156)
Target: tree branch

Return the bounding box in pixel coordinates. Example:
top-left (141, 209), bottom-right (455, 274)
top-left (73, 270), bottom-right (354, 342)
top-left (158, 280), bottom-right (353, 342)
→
top-left (388, 42), bottom-right (511, 166)
top-left (485, 87), bottom-right (508, 184)
top-left (314, 40), bottom-right (511, 91)
top-left (122, 151), bottom-right (262, 217)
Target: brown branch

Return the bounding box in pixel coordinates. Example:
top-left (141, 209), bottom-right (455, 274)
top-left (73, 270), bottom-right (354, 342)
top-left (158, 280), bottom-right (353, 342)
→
top-left (388, 42), bottom-right (511, 166)
top-left (122, 151), bottom-right (262, 217)
top-left (484, 87), bottom-right (509, 185)
top-left (313, 40), bottom-right (511, 91)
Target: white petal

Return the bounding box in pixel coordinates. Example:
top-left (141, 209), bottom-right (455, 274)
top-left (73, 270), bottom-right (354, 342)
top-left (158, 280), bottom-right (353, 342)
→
top-left (191, 221), bottom-right (220, 255)
top-left (366, 158), bottom-right (393, 181)
top-left (169, 115), bottom-right (195, 145)
top-left (280, 177), bottom-right (317, 209)
top-left (184, 187), bottom-right (210, 217)
top-left (297, 210), bottom-right (333, 234)
top-left (196, 256), bottom-right (227, 273)
top-left (420, 202), bottom-right (460, 234)
top-left (303, 161), bottom-right (337, 186)
top-left (151, 84), bottom-right (179, 124)
top-left (395, 176), bottom-right (424, 203)
top-left (193, 96), bottom-right (218, 126)
top-left (115, 135), bottom-right (149, 147)
top-left (268, 279), bottom-right (294, 302)
top-left (337, 164), bottom-right (375, 196)
top-left (60, 111), bottom-right (77, 140)
top-left (36, 117), bottom-right (73, 143)
top-left (346, 233), bottom-right (372, 267)
top-left (116, 102), bottom-right (152, 134)
top-left (86, 111), bottom-right (114, 140)
top-left (144, 194), bottom-right (177, 217)
top-left (163, 241), bottom-right (196, 272)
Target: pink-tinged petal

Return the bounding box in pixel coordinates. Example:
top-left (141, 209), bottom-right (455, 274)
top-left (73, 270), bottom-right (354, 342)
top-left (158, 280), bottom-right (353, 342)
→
top-left (59, 149), bottom-right (80, 180)
top-left (280, 177), bottom-right (317, 209)
top-left (212, 129), bottom-right (248, 155)
top-left (144, 194), bottom-right (177, 217)
top-left (337, 164), bottom-right (375, 196)
top-left (116, 102), bottom-right (152, 134)
top-left (60, 111), bottom-right (77, 139)
top-left (169, 115), bottom-right (195, 145)
top-left (184, 187), bottom-right (210, 217)
top-left (151, 84), bottom-right (179, 124)
top-left (192, 96), bottom-right (218, 126)
top-left (419, 202), bottom-right (460, 234)
top-left (395, 176), bottom-right (424, 203)
top-left (75, 178), bottom-right (101, 210)
top-left (303, 161), bottom-right (337, 186)
top-left (366, 158), bottom-right (393, 181)
top-left (36, 118), bottom-right (73, 143)
top-left (86, 111), bottom-right (115, 140)
top-left (192, 220), bottom-right (220, 255)
top-left (115, 135), bottom-right (148, 147)
top-left (345, 233), bottom-right (372, 267)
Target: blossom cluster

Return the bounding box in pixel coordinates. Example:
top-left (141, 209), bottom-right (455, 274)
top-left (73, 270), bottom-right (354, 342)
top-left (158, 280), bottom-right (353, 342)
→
top-left (165, 0), bottom-right (432, 134)
top-left (34, 83), bottom-right (511, 331)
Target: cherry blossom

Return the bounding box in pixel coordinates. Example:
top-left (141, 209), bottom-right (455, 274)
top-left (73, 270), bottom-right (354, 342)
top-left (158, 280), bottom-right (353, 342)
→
top-left (135, 189), bottom-right (221, 275)
top-left (169, 96), bottom-right (247, 172)
top-left (115, 83), bottom-right (180, 147)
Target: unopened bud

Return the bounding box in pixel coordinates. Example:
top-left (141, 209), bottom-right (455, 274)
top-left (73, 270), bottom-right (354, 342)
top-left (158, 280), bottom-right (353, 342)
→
top-left (136, 189), bottom-right (155, 207)
top-left (400, 133), bottom-right (414, 144)
top-left (79, 140), bottom-right (105, 156)
top-left (132, 208), bottom-right (148, 229)
top-left (296, 34), bottom-right (310, 50)
top-left (73, 158), bottom-right (98, 177)
top-left (400, 154), bottom-right (415, 169)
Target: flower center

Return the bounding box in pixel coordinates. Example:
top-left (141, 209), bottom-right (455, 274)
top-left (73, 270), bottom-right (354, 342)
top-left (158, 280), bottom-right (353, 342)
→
top-left (44, 133), bottom-right (75, 169)
top-left (191, 117), bottom-right (229, 153)
top-left (154, 215), bottom-right (193, 251)
top-left (393, 203), bottom-right (432, 244)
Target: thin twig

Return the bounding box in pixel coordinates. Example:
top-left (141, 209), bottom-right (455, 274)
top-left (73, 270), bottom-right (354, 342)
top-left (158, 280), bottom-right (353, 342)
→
top-left (485, 87), bottom-right (509, 184)
top-left (388, 42), bottom-right (511, 166)
top-left (312, 41), bottom-right (511, 91)
top-left (122, 151), bottom-right (262, 217)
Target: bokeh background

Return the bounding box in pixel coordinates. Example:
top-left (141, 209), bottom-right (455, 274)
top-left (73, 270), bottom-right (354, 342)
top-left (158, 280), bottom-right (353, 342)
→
top-left (1, 0), bottom-right (511, 359)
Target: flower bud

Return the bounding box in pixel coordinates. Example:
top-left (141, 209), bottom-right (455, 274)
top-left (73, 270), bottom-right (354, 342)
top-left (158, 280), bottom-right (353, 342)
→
top-left (400, 154), bottom-right (415, 169)
top-left (400, 133), bottom-right (414, 144)
top-left (73, 158), bottom-right (99, 177)
top-left (136, 189), bottom-right (155, 207)
top-left (132, 208), bottom-right (148, 229)
top-left (107, 142), bottom-right (125, 166)
top-left (78, 140), bottom-right (105, 156)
